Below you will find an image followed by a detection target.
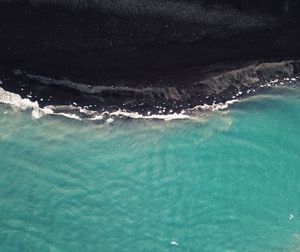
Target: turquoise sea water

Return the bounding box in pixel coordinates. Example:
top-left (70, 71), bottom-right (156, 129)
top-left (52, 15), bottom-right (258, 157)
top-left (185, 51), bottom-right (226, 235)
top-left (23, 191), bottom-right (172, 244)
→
top-left (0, 87), bottom-right (300, 252)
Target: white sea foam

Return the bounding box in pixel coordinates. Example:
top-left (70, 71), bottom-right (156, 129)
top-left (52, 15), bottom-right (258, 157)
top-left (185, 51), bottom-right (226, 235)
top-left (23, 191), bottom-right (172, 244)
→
top-left (190, 99), bottom-right (239, 112)
top-left (0, 87), bottom-right (49, 119)
top-left (0, 87), bottom-right (239, 122)
top-left (0, 87), bottom-right (76, 120)
top-left (0, 87), bottom-right (39, 111)
top-left (109, 109), bottom-right (190, 121)
top-left (171, 241), bottom-right (179, 246)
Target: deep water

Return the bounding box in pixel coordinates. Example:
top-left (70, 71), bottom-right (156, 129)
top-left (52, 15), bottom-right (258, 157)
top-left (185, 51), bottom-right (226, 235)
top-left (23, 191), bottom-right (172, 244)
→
top-left (0, 87), bottom-right (300, 252)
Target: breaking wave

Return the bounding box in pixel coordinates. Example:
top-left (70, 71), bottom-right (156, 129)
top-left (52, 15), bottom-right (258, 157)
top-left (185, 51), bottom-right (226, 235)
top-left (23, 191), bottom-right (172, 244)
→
top-left (0, 86), bottom-right (239, 123)
top-left (0, 73), bottom-right (299, 123)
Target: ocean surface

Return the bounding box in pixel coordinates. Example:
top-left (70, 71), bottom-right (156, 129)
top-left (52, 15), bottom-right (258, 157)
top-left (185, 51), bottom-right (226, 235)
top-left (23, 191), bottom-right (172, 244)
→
top-left (0, 87), bottom-right (300, 252)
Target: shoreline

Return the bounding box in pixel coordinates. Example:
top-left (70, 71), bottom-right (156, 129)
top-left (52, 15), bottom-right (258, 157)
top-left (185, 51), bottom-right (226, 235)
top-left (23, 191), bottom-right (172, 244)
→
top-left (1, 60), bottom-right (300, 118)
top-left (1, 1), bottom-right (300, 116)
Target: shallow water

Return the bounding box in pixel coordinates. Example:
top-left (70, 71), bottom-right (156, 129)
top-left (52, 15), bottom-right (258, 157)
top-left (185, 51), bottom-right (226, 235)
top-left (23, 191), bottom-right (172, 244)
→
top-left (0, 87), bottom-right (300, 252)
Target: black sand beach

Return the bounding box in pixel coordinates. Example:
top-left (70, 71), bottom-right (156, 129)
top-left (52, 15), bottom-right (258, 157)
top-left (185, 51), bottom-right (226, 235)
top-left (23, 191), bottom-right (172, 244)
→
top-left (1, 0), bottom-right (300, 114)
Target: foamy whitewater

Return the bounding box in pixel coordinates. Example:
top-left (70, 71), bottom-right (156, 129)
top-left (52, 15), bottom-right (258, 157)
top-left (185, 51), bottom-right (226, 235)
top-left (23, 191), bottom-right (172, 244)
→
top-left (2, 75), bottom-right (299, 123)
top-left (0, 86), bottom-right (233, 122)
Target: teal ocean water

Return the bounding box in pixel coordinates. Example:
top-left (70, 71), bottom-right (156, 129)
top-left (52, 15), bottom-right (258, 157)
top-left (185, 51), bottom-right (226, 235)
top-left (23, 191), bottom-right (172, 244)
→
top-left (0, 87), bottom-right (300, 252)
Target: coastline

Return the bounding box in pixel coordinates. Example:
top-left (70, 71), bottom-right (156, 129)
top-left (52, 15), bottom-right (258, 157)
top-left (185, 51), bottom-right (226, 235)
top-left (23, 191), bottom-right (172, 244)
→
top-left (1, 1), bottom-right (300, 116)
top-left (1, 60), bottom-right (300, 119)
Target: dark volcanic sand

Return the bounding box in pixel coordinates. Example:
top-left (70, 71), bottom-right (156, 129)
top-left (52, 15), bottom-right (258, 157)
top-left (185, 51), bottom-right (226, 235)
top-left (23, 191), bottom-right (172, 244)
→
top-left (1, 0), bottom-right (300, 115)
